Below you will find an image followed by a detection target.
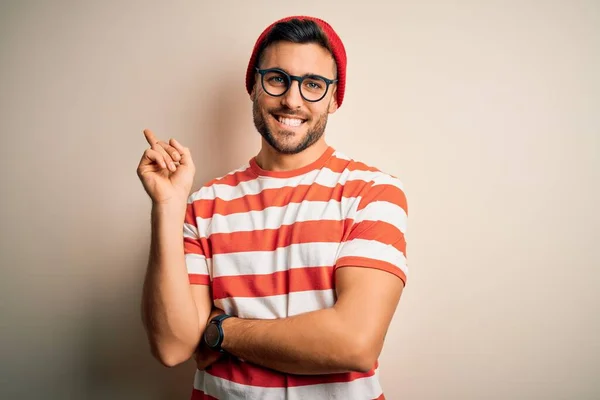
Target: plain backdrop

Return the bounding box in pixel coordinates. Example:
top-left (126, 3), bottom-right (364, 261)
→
top-left (1, 1), bottom-right (599, 399)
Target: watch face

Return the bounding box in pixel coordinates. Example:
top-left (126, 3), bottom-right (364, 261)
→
top-left (204, 323), bottom-right (220, 347)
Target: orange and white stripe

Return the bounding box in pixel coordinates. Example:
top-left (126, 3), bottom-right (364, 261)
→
top-left (183, 147), bottom-right (406, 399)
top-left (191, 362), bottom-right (384, 400)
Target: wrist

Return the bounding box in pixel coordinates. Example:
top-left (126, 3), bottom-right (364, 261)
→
top-left (207, 308), bottom-right (225, 325)
top-left (152, 201), bottom-right (187, 220)
top-left (220, 317), bottom-right (237, 350)
top-left (204, 314), bottom-right (235, 353)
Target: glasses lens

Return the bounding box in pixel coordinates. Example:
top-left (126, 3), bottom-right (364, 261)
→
top-left (301, 77), bottom-right (328, 101)
top-left (262, 70), bottom-right (289, 96)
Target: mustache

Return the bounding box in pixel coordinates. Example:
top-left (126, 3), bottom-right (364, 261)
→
top-left (268, 107), bottom-right (310, 120)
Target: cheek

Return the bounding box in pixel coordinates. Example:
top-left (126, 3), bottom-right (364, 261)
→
top-left (253, 95), bottom-right (268, 115)
top-left (253, 84), bottom-right (269, 104)
top-left (307, 105), bottom-right (328, 120)
top-left (255, 89), bottom-right (273, 106)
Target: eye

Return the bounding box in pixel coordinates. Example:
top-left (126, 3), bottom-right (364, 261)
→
top-left (269, 76), bottom-right (285, 84)
top-left (303, 78), bottom-right (325, 92)
top-left (264, 71), bottom-right (288, 87)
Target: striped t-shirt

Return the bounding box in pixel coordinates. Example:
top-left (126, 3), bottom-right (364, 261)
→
top-left (183, 146), bottom-right (408, 400)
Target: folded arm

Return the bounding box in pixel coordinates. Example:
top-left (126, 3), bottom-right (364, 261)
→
top-left (199, 177), bottom-right (408, 374)
top-left (219, 266), bottom-right (404, 374)
top-left (141, 204), bottom-right (212, 367)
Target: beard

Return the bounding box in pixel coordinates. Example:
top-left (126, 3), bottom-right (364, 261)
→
top-left (252, 99), bottom-right (329, 155)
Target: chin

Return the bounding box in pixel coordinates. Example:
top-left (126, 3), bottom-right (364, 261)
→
top-left (254, 109), bottom-right (324, 155)
top-left (268, 120), bottom-right (309, 145)
top-left (270, 137), bottom-right (308, 154)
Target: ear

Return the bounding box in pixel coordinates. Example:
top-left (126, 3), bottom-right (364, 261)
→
top-left (328, 90), bottom-right (339, 114)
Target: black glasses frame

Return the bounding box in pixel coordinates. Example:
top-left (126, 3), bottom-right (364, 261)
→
top-left (255, 67), bottom-right (338, 102)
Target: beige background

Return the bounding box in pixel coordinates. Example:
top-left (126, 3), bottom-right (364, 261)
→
top-left (1, 1), bottom-right (599, 399)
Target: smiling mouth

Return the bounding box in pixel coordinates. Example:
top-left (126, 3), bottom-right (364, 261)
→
top-left (272, 113), bottom-right (307, 128)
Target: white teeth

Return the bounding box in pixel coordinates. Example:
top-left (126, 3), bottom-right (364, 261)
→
top-left (277, 116), bottom-right (303, 127)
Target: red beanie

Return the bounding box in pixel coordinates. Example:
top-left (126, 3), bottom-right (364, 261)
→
top-left (245, 16), bottom-right (347, 108)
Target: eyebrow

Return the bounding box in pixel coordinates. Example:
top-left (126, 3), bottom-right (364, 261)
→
top-left (262, 66), bottom-right (331, 78)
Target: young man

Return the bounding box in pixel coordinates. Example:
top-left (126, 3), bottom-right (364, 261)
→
top-left (137, 16), bottom-right (408, 400)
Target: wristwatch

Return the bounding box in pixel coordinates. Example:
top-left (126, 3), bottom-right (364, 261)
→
top-left (203, 313), bottom-right (233, 353)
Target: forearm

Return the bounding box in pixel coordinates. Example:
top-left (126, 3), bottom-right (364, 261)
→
top-left (221, 308), bottom-right (375, 375)
top-left (141, 203), bottom-right (202, 365)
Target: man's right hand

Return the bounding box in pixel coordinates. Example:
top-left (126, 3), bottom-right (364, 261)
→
top-left (136, 129), bottom-right (196, 206)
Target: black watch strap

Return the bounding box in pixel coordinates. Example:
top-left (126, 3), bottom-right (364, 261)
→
top-left (211, 313), bottom-right (233, 324)
top-left (204, 313), bottom-right (232, 352)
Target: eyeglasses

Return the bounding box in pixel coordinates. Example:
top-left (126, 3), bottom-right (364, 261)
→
top-left (255, 67), bottom-right (338, 102)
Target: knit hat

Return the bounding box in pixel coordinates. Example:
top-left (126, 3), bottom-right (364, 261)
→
top-left (245, 16), bottom-right (347, 107)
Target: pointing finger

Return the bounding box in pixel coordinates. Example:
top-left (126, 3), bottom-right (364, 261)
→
top-left (143, 129), bottom-right (158, 147)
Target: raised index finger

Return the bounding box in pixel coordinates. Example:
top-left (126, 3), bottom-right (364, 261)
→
top-left (143, 129), bottom-right (159, 146)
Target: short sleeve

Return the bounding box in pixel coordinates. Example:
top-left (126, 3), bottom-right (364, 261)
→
top-left (184, 193), bottom-right (211, 285)
top-left (335, 176), bottom-right (408, 284)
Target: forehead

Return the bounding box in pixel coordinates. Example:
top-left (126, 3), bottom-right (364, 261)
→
top-left (260, 42), bottom-right (336, 77)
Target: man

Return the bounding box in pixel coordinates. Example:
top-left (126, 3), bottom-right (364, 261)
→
top-left (137, 15), bottom-right (408, 400)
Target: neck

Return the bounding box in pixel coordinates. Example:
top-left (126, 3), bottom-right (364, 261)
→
top-left (255, 138), bottom-right (329, 172)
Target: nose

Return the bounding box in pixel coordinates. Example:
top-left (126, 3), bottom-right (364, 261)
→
top-left (281, 81), bottom-right (303, 109)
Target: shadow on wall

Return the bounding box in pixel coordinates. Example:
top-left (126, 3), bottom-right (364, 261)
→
top-left (189, 66), bottom-right (257, 190)
top-left (80, 73), bottom-right (250, 400)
